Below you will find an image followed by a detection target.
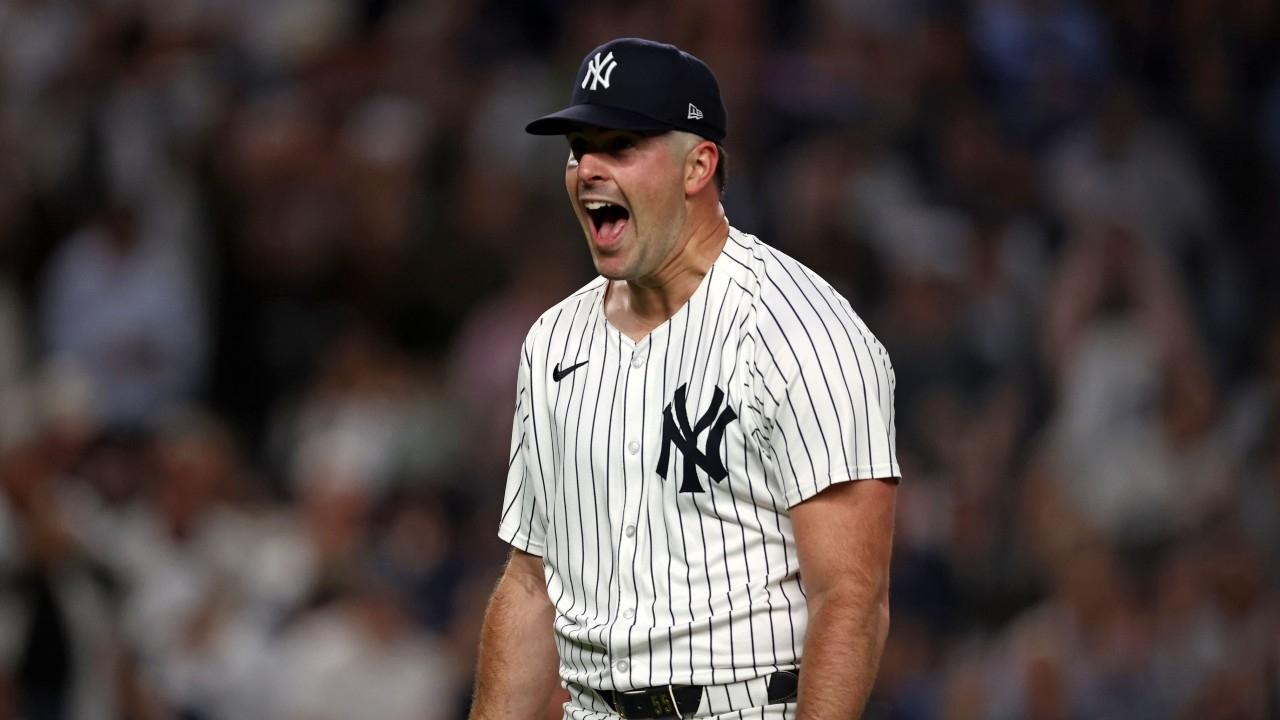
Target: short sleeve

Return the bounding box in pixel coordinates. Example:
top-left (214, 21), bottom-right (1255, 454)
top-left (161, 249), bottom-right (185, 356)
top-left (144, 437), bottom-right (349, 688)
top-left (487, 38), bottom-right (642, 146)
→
top-left (759, 298), bottom-right (900, 508)
top-left (497, 345), bottom-right (546, 555)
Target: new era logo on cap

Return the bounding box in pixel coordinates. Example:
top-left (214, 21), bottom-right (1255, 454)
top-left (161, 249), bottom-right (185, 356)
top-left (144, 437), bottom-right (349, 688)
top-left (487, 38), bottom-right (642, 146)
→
top-left (526, 38), bottom-right (727, 144)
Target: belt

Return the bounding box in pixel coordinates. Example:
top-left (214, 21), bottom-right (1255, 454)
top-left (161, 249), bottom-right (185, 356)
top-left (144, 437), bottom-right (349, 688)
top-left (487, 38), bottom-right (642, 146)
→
top-left (597, 669), bottom-right (799, 719)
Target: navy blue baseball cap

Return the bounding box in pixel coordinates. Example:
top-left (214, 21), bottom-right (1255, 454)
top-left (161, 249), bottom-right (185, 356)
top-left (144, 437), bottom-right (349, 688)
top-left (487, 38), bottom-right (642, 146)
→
top-left (526, 38), bottom-right (727, 143)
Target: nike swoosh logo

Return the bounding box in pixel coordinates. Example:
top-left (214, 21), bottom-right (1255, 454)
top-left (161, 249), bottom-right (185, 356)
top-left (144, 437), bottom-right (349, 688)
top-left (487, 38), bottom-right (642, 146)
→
top-left (552, 360), bottom-right (588, 382)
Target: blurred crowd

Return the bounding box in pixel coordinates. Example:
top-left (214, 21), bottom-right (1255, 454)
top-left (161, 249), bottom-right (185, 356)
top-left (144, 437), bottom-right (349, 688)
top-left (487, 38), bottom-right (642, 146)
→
top-left (0, 0), bottom-right (1278, 718)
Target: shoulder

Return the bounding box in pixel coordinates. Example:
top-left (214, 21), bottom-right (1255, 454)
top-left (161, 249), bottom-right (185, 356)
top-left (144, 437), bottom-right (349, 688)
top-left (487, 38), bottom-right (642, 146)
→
top-left (519, 276), bottom-right (607, 364)
top-left (755, 239), bottom-right (843, 312)
top-left (748, 237), bottom-right (891, 377)
top-left (727, 229), bottom-right (853, 319)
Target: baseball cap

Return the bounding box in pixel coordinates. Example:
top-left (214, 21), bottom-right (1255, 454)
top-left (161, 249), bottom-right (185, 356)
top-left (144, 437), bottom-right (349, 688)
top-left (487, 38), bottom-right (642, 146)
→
top-left (526, 38), bottom-right (727, 143)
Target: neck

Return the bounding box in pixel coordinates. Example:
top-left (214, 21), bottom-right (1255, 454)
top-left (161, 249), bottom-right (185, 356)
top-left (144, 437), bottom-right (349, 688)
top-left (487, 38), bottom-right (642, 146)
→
top-left (608, 207), bottom-right (729, 337)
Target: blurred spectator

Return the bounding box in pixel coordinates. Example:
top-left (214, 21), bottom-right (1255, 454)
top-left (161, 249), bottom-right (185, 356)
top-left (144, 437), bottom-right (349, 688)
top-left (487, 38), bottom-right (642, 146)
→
top-left (75, 415), bottom-right (263, 720)
top-left (271, 328), bottom-right (460, 498)
top-left (1040, 222), bottom-right (1228, 547)
top-left (0, 439), bottom-right (122, 720)
top-left (1045, 85), bottom-right (1218, 257)
top-left (0, 0), bottom-right (91, 199)
top-left (368, 489), bottom-right (464, 634)
top-left (37, 197), bottom-right (207, 431)
top-left (984, 543), bottom-right (1158, 720)
top-left (266, 569), bottom-right (457, 720)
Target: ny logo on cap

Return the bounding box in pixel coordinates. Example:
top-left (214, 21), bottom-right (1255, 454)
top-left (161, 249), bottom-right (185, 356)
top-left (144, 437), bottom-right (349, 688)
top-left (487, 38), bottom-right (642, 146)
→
top-left (582, 51), bottom-right (618, 91)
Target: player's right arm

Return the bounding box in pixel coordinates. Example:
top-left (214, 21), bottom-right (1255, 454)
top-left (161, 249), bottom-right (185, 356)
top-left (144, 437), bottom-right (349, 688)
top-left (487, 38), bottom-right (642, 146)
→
top-left (469, 548), bottom-right (560, 719)
top-left (472, 333), bottom-right (560, 718)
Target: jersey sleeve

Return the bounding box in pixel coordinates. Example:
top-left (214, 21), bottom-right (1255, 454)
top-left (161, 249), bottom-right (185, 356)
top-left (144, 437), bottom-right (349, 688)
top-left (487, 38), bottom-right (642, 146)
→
top-left (497, 343), bottom-right (547, 555)
top-left (757, 292), bottom-right (900, 508)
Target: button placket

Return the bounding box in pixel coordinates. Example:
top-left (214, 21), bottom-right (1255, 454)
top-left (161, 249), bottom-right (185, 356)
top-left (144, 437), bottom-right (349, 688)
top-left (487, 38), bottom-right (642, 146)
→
top-left (612, 340), bottom-right (650, 682)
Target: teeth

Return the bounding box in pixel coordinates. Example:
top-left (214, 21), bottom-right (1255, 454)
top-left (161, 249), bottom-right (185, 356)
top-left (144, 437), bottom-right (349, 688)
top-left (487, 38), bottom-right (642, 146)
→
top-left (584, 201), bottom-right (614, 210)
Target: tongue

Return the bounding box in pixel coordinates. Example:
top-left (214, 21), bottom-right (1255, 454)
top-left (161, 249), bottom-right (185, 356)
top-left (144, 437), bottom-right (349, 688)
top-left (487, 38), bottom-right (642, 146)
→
top-left (596, 216), bottom-right (628, 248)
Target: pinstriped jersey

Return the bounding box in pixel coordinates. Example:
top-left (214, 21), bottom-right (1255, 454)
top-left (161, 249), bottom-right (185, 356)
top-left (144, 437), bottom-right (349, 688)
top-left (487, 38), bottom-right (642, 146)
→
top-left (498, 226), bottom-right (899, 697)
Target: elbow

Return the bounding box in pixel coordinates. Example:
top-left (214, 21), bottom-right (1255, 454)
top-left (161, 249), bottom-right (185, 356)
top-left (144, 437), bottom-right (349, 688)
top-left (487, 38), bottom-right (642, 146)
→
top-left (821, 579), bottom-right (891, 642)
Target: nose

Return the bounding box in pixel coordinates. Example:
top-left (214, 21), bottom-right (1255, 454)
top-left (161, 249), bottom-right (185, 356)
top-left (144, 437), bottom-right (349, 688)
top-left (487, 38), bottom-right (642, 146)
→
top-left (576, 150), bottom-right (609, 184)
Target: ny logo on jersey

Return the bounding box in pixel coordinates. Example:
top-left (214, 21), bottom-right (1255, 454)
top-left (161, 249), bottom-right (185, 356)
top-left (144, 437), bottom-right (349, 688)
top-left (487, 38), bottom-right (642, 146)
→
top-left (582, 51), bottom-right (618, 90)
top-left (656, 384), bottom-right (737, 493)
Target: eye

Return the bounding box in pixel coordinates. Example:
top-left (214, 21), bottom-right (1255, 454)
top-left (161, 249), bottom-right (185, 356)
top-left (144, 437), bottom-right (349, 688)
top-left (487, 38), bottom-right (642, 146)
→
top-left (568, 138), bottom-right (587, 162)
top-left (607, 136), bottom-right (636, 153)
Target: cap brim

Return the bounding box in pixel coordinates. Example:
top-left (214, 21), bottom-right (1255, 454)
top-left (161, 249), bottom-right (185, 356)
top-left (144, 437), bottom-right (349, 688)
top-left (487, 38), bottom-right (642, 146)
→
top-left (525, 104), bottom-right (672, 136)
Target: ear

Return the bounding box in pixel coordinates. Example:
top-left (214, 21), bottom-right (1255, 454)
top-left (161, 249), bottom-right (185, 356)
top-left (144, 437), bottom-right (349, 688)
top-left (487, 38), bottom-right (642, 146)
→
top-left (684, 140), bottom-right (719, 196)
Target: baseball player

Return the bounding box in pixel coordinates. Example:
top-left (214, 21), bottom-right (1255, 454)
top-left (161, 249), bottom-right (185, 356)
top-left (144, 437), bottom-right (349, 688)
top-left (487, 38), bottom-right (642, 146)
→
top-left (470, 38), bottom-right (900, 720)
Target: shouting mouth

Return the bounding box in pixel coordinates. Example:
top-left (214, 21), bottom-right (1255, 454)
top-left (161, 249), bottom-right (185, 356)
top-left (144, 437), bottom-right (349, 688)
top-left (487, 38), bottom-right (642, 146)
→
top-left (584, 200), bottom-right (630, 250)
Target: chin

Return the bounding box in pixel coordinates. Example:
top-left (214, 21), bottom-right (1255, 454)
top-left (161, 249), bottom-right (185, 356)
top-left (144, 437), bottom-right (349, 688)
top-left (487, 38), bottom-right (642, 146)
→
top-left (593, 251), bottom-right (642, 281)
top-left (586, 243), bottom-right (627, 279)
top-left (592, 259), bottom-right (630, 281)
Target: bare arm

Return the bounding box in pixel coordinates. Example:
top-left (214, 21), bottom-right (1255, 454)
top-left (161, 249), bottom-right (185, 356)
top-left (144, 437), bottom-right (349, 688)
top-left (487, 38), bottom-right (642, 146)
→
top-left (792, 478), bottom-right (897, 719)
top-left (469, 549), bottom-right (561, 720)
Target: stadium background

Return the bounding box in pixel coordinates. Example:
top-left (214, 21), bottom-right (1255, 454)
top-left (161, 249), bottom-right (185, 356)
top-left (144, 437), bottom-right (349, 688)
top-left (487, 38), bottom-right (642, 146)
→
top-left (0, 0), bottom-right (1278, 718)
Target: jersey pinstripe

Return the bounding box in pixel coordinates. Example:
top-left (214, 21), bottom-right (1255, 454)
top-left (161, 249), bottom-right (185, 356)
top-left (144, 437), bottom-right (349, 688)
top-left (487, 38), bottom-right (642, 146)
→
top-left (498, 226), bottom-right (899, 704)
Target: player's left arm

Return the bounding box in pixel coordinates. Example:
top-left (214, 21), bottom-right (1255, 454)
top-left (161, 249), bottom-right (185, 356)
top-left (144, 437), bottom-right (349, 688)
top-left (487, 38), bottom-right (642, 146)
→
top-left (791, 476), bottom-right (897, 719)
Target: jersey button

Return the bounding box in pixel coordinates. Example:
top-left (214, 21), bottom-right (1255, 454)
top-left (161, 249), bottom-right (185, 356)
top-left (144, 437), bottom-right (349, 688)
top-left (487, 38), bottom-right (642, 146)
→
top-left (627, 440), bottom-right (640, 455)
top-left (622, 608), bottom-right (635, 619)
top-left (624, 525), bottom-right (636, 538)
top-left (630, 353), bottom-right (645, 369)
top-left (615, 660), bottom-right (630, 672)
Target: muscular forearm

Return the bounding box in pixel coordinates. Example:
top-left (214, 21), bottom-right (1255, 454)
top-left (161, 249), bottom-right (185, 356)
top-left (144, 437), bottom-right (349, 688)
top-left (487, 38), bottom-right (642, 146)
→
top-left (470, 552), bottom-right (561, 720)
top-left (794, 584), bottom-right (890, 719)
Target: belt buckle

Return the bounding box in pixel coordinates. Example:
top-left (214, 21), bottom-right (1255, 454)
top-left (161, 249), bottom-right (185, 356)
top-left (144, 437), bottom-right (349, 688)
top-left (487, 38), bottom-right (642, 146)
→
top-left (611, 686), bottom-right (685, 719)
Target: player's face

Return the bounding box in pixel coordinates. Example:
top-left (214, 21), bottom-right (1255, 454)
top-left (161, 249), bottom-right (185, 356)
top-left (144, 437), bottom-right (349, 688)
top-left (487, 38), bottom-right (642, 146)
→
top-left (564, 127), bottom-right (690, 281)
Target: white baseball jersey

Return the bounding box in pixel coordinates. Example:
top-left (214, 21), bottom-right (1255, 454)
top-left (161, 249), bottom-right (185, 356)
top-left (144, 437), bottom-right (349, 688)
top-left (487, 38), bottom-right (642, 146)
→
top-left (499, 226), bottom-right (899, 715)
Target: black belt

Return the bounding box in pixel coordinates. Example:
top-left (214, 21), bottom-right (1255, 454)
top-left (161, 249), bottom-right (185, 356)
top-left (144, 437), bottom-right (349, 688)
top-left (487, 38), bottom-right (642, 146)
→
top-left (599, 669), bottom-right (799, 719)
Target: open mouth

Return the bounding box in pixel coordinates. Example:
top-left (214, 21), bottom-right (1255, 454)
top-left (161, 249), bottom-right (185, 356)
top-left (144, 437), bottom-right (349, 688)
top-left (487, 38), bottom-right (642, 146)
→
top-left (584, 200), bottom-right (630, 247)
